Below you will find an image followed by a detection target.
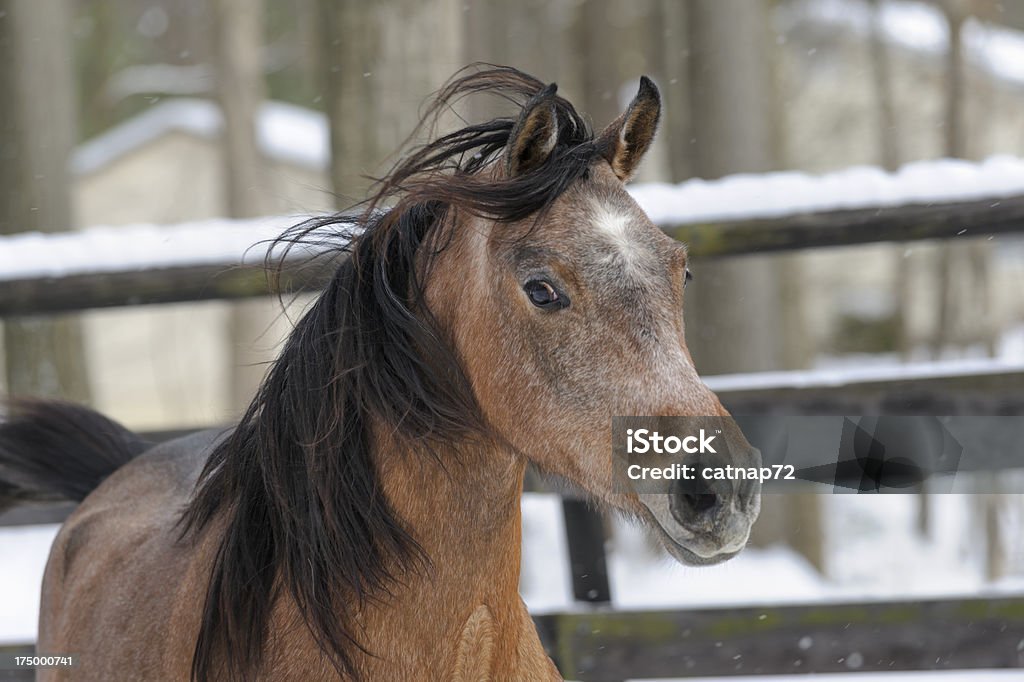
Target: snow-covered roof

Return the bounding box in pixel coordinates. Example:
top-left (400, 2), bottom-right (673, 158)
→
top-left (778, 0), bottom-right (1024, 89)
top-left (71, 98), bottom-right (329, 176)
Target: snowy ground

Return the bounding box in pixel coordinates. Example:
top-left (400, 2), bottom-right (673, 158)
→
top-left (647, 672), bottom-right (1023, 682)
top-left (520, 492), bottom-right (1024, 616)
top-left (2, 493), bottom-right (1021, 682)
top-left (0, 523), bottom-right (62, 643)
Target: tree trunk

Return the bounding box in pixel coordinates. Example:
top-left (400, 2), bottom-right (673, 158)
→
top-left (868, 0), bottom-right (933, 536)
top-left (936, 0), bottom-right (1003, 579)
top-left (294, 0), bottom-right (321, 94)
top-left (933, 6), bottom-right (966, 358)
top-left (578, 2), bottom-right (652, 126)
top-left (212, 0), bottom-right (267, 219)
top-left (868, 0), bottom-right (901, 174)
top-left (370, 0), bottom-right (464, 154)
top-left (683, 0), bottom-right (822, 571)
top-left (933, 4), bottom-right (993, 357)
top-left (684, 0), bottom-right (791, 375)
top-left (984, 491), bottom-right (1005, 581)
top-left (464, 0), bottom-right (583, 103)
top-left (211, 0), bottom-right (272, 412)
top-left (318, 0), bottom-right (462, 207)
top-left (659, 0), bottom-right (692, 184)
top-left (317, 0), bottom-right (381, 205)
top-left (0, 0), bottom-right (91, 403)
top-left (464, 0), bottom-right (605, 169)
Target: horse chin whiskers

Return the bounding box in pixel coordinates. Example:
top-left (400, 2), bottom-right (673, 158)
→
top-left (659, 520), bottom-right (751, 566)
top-left (637, 496), bottom-right (754, 566)
top-left (663, 537), bottom-right (743, 567)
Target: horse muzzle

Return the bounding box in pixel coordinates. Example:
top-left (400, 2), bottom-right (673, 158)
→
top-left (641, 449), bottom-right (762, 566)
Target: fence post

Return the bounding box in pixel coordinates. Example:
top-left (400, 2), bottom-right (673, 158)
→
top-left (561, 498), bottom-right (611, 604)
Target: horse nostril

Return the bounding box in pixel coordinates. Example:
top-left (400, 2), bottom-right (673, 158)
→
top-left (671, 475), bottom-right (722, 525)
top-left (683, 491), bottom-right (718, 514)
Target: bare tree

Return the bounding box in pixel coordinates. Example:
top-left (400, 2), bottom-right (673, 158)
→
top-left (211, 0), bottom-right (273, 412)
top-left (931, 0), bottom-right (997, 360)
top-left (684, 0), bottom-right (795, 374)
top-left (658, 0), bottom-right (693, 184)
top-left (318, 0), bottom-right (463, 206)
top-left (317, 0), bottom-right (381, 205)
top-left (0, 0), bottom-right (91, 402)
top-left (577, 2), bottom-right (654, 127)
top-left (294, 0), bottom-right (321, 94)
top-left (983, 489), bottom-right (1007, 581)
top-left (933, 1), bottom-right (968, 359)
top-left (464, 0), bottom-right (583, 103)
top-left (370, 1), bottom-right (464, 153)
top-left (868, 0), bottom-right (902, 174)
top-left (683, 0), bottom-right (822, 571)
top-left (866, 0), bottom-right (935, 536)
top-left (932, 0), bottom-right (1004, 579)
top-left (212, 0), bottom-right (268, 220)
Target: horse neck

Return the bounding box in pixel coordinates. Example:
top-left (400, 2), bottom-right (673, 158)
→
top-left (375, 426), bottom-right (527, 602)
top-left (352, 426), bottom-right (561, 677)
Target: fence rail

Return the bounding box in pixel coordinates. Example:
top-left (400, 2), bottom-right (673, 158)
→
top-left (666, 193), bottom-right (1024, 257)
top-left (2, 192), bottom-right (1023, 316)
top-left (535, 595), bottom-right (1024, 679)
top-left (710, 361), bottom-right (1024, 415)
top-left (3, 595), bottom-right (1022, 681)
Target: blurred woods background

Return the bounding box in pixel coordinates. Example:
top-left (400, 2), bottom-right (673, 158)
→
top-left (1, 0), bottom-right (1023, 581)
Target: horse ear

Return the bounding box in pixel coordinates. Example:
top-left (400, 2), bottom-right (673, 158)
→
top-left (506, 83), bottom-right (560, 177)
top-left (597, 76), bottom-right (661, 182)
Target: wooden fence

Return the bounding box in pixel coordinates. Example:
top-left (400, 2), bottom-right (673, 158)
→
top-left (3, 191), bottom-right (1024, 316)
top-left (2, 594), bottom-right (1023, 680)
top-left (2, 188), bottom-right (1024, 679)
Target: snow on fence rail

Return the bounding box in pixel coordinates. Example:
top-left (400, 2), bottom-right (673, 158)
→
top-left (2, 157), bottom-right (1024, 315)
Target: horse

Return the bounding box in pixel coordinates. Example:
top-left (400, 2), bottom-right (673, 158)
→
top-left (0, 65), bottom-right (761, 681)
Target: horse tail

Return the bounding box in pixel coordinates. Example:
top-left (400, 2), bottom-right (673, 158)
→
top-left (0, 399), bottom-right (148, 512)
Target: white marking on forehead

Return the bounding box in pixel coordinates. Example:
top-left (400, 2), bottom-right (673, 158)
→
top-left (590, 200), bottom-right (642, 262)
top-left (593, 203), bottom-right (630, 238)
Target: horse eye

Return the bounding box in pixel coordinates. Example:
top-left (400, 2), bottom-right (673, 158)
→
top-left (684, 269), bottom-right (693, 287)
top-left (524, 280), bottom-right (567, 309)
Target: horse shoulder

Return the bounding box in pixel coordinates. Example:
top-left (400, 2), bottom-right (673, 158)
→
top-left (447, 603), bottom-right (563, 681)
top-left (450, 604), bottom-right (496, 681)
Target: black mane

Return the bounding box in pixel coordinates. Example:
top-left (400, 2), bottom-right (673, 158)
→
top-left (180, 64), bottom-right (597, 682)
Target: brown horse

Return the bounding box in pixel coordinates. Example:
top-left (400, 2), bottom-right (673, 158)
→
top-left (0, 66), bottom-right (760, 681)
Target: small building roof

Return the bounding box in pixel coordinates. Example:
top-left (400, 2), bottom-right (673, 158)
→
top-left (71, 98), bottom-right (329, 176)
